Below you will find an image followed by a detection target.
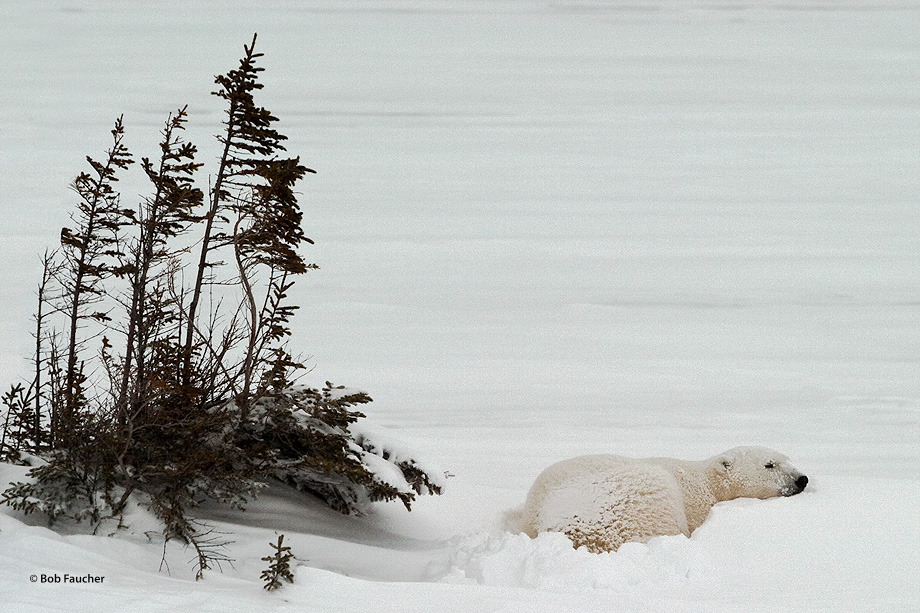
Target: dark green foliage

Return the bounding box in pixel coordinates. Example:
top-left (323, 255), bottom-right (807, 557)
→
top-left (0, 34), bottom-right (442, 579)
top-left (0, 385), bottom-right (38, 462)
top-left (261, 534), bottom-right (295, 590)
top-left (1, 411), bottom-right (118, 526)
top-left (239, 383), bottom-right (395, 515)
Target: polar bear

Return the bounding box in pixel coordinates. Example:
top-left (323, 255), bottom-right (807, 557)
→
top-left (519, 446), bottom-right (807, 553)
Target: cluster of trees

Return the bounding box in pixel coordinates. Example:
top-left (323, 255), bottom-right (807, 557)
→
top-left (0, 34), bottom-right (441, 578)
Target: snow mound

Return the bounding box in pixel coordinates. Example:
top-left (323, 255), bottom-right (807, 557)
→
top-left (440, 529), bottom-right (705, 591)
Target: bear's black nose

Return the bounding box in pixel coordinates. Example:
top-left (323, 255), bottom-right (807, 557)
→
top-left (796, 475), bottom-right (808, 490)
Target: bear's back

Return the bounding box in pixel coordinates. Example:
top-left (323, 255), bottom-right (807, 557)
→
top-left (521, 454), bottom-right (690, 552)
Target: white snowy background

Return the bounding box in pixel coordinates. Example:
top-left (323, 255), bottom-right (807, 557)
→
top-left (1, 1), bottom-right (919, 611)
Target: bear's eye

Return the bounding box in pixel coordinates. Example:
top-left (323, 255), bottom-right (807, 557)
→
top-left (764, 463), bottom-right (775, 469)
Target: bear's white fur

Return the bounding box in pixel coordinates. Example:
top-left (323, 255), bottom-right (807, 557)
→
top-left (520, 446), bottom-right (807, 553)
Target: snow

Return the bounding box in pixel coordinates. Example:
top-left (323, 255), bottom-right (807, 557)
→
top-left (2, 0), bottom-right (920, 611)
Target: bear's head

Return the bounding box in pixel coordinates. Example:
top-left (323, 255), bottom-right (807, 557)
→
top-left (711, 446), bottom-right (808, 500)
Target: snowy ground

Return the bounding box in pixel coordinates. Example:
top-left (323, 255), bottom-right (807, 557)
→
top-left (2, 1), bottom-right (920, 611)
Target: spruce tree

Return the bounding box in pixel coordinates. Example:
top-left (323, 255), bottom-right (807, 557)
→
top-left (1, 34), bottom-right (445, 578)
top-left (116, 106), bottom-right (203, 423)
top-left (57, 117), bottom-right (133, 445)
top-left (184, 33), bottom-right (315, 407)
top-left (261, 534), bottom-right (296, 590)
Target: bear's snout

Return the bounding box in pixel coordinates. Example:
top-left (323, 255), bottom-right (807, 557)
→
top-left (780, 474), bottom-right (808, 496)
